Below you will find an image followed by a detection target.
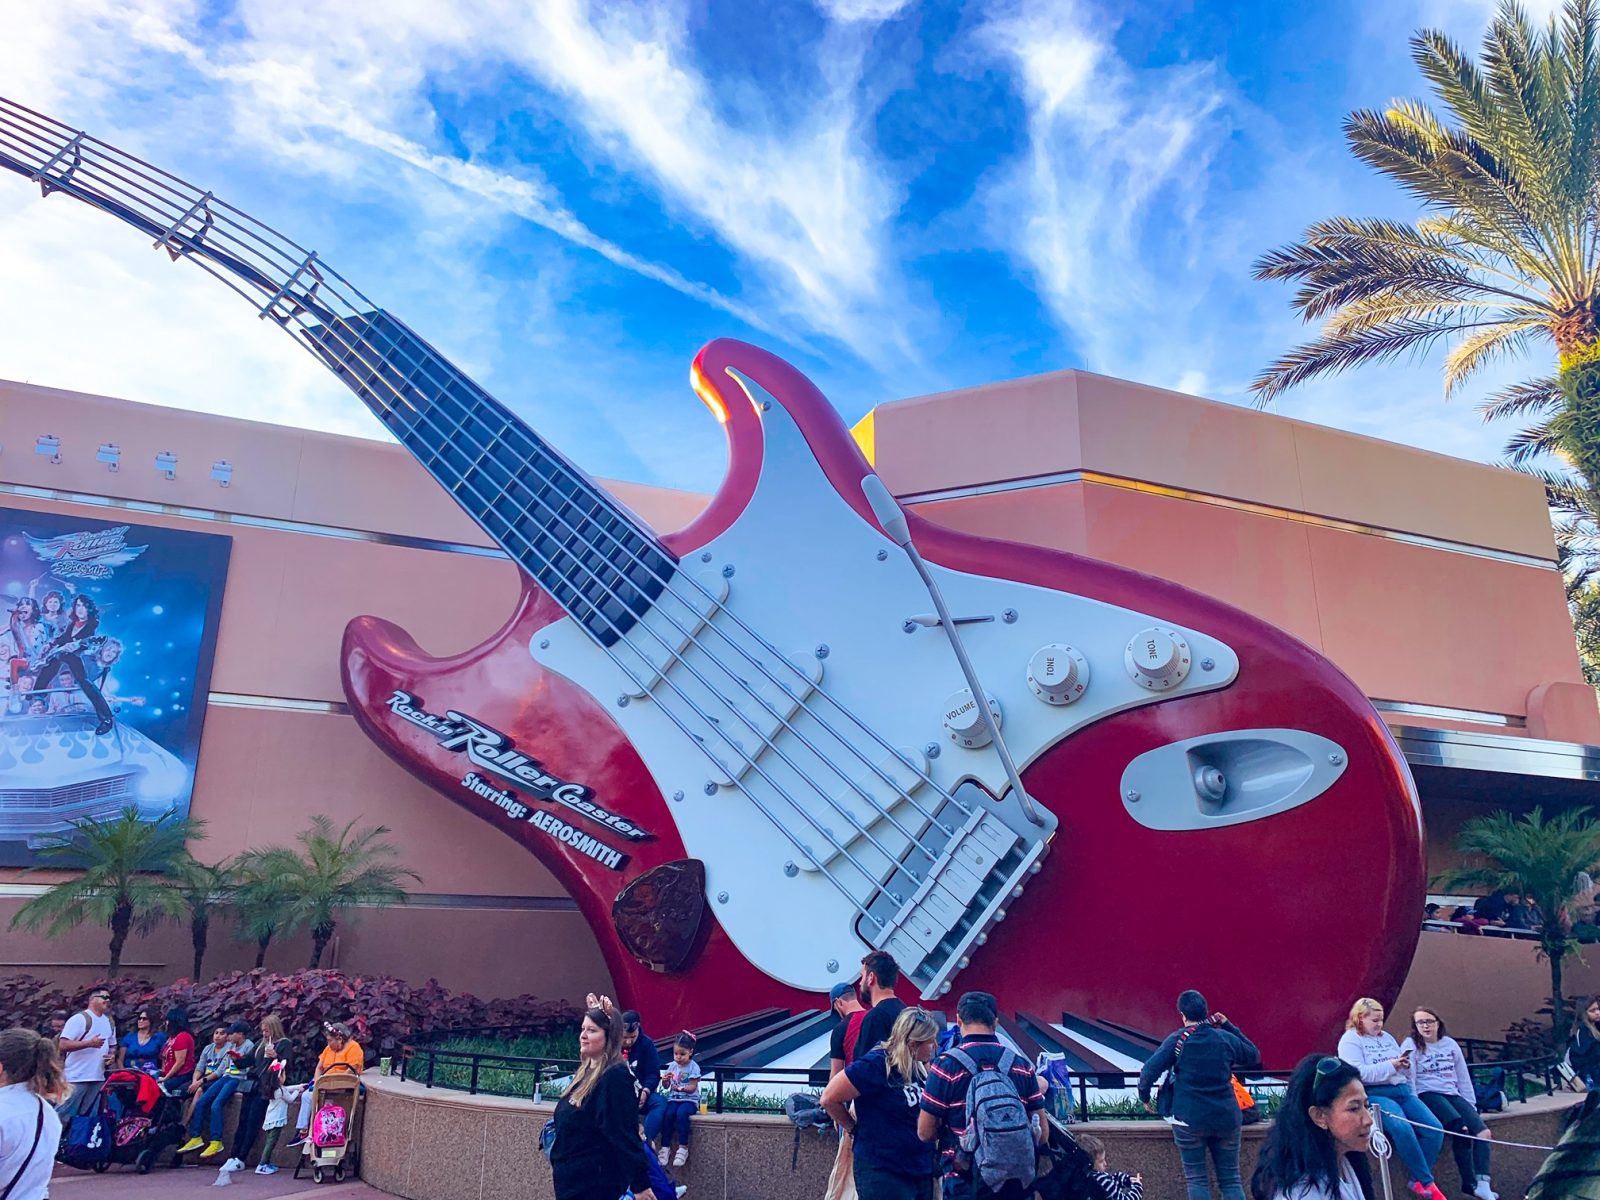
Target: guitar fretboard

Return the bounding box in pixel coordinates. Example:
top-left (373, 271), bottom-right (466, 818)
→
top-left (0, 97), bottom-right (675, 648)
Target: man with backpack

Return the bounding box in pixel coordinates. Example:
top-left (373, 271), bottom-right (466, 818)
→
top-left (55, 988), bottom-right (115, 1122)
top-left (918, 991), bottom-right (1045, 1199)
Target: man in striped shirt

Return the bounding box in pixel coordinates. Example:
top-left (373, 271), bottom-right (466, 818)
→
top-left (916, 991), bottom-right (1046, 1199)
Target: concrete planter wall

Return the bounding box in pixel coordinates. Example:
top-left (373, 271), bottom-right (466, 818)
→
top-left (357, 1074), bottom-right (1581, 1200)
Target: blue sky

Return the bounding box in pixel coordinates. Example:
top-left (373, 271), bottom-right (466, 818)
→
top-left (0, 0), bottom-right (1566, 494)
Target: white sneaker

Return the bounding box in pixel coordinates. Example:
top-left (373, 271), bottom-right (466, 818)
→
top-left (675, 1188), bottom-right (688, 1199)
top-left (222, 1158), bottom-right (244, 1172)
top-left (255, 1164), bottom-right (278, 1175)
top-left (656, 1146), bottom-right (669, 1165)
top-left (673, 1147), bottom-right (688, 1167)
top-left (1473, 1182), bottom-right (1497, 1200)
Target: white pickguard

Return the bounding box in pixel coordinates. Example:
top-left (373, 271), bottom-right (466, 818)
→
top-left (533, 373), bottom-right (1239, 993)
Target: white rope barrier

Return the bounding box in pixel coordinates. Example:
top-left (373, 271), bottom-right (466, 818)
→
top-left (1377, 1106), bottom-right (1558, 1153)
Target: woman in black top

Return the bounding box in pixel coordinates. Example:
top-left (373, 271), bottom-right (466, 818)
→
top-left (550, 1000), bottom-right (657, 1200)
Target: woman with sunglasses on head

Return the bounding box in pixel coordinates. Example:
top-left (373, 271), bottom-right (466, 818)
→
top-left (115, 1008), bottom-right (167, 1076)
top-left (1337, 998), bottom-right (1445, 1200)
top-left (1400, 1008), bottom-right (1495, 1200)
top-left (820, 1007), bottom-right (940, 1200)
top-left (1250, 1055), bottom-right (1373, 1200)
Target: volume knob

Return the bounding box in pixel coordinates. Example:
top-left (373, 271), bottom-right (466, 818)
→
top-left (942, 689), bottom-right (1002, 749)
top-left (1027, 644), bottom-right (1089, 705)
top-left (1125, 627), bottom-right (1192, 691)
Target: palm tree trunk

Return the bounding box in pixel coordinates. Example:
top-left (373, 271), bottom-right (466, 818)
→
top-left (1552, 944), bottom-right (1568, 1037)
top-left (190, 913), bottom-right (208, 981)
top-left (108, 900), bottom-right (132, 976)
top-left (254, 930), bottom-right (273, 970)
top-left (308, 922), bottom-right (334, 969)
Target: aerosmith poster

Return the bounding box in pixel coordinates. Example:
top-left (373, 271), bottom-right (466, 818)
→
top-left (0, 507), bottom-right (231, 864)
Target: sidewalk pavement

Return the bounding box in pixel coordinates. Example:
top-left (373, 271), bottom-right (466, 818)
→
top-left (50, 1161), bottom-right (381, 1198)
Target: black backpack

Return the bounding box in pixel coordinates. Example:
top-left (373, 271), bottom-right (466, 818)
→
top-left (783, 1092), bottom-right (833, 1170)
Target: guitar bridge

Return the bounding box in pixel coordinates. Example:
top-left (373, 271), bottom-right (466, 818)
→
top-left (862, 782), bottom-right (1052, 998)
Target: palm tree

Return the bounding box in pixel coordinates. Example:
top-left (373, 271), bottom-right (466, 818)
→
top-left (1251, 0), bottom-right (1600, 497)
top-left (1444, 806), bottom-right (1600, 1032)
top-left (232, 859), bottom-right (290, 970)
top-left (173, 856), bottom-right (238, 981)
top-left (238, 816), bottom-right (419, 968)
top-left (10, 805), bottom-right (202, 974)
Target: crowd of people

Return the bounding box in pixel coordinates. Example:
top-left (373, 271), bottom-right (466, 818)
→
top-left (0, 987), bottom-right (369, 1199)
top-left (3, 961), bottom-right (1585, 1200)
top-left (537, 949), bottom-right (1554, 1200)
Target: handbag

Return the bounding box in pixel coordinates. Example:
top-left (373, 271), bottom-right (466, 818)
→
top-left (538, 1117), bottom-right (556, 1160)
top-left (1, 1098), bottom-right (45, 1200)
top-left (1154, 1026), bottom-right (1196, 1117)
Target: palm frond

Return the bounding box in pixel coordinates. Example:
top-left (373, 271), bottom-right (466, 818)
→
top-left (1253, 318), bottom-right (1501, 403)
top-left (1443, 320), bottom-right (1543, 394)
top-left (1504, 415), bottom-right (1568, 463)
top-left (1476, 374), bottom-right (1562, 420)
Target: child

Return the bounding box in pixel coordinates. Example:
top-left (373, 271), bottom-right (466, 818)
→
top-left (255, 1036), bottom-right (306, 1175)
top-left (1077, 1132), bottom-right (1143, 1200)
top-left (653, 1031), bottom-right (701, 1169)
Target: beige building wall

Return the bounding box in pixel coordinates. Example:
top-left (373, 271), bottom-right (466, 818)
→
top-left (3, 363), bottom-right (1594, 1016)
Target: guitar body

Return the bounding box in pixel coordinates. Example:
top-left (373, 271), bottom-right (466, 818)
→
top-left (344, 340), bottom-right (1424, 1062)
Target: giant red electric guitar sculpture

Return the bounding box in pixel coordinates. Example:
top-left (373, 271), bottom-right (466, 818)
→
top-left (0, 97), bottom-right (1424, 1061)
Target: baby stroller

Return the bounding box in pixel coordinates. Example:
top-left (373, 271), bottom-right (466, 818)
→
top-left (293, 1070), bottom-right (362, 1184)
top-left (103, 1069), bottom-right (184, 1173)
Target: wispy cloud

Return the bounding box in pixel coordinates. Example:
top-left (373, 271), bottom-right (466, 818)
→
top-left (974, 0), bottom-right (1231, 394)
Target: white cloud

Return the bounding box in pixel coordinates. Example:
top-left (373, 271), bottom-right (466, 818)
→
top-left (0, 192), bottom-right (380, 438)
top-left (479, 0), bottom-right (912, 360)
top-left (975, 0), bottom-right (1230, 390)
top-left (814, 0), bottom-right (914, 22)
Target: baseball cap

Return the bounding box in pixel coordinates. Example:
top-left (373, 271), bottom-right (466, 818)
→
top-left (828, 982), bottom-right (855, 1003)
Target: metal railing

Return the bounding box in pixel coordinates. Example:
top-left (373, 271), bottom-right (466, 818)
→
top-left (396, 1029), bottom-right (830, 1113)
top-left (396, 1031), bottom-right (1565, 1121)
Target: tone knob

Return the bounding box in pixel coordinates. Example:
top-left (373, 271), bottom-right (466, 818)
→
top-left (1027, 644), bottom-right (1089, 705)
top-left (942, 689), bottom-right (1002, 748)
top-left (1125, 627), bottom-right (1192, 691)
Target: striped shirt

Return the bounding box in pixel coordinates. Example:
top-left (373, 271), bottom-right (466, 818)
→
top-left (918, 1033), bottom-right (1044, 1182)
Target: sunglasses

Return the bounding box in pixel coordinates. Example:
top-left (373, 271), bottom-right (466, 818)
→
top-left (1313, 1056), bottom-right (1346, 1088)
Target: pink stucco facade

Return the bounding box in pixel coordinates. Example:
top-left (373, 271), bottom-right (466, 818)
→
top-left (0, 366), bottom-right (1591, 1005)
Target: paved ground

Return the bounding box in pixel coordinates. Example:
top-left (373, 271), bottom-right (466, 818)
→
top-left (49, 1162), bottom-right (381, 1197)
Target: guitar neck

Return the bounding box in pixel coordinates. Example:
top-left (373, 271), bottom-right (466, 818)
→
top-left (0, 97), bottom-right (674, 648)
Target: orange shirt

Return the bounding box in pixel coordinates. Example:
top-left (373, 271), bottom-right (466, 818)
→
top-left (317, 1040), bottom-right (364, 1076)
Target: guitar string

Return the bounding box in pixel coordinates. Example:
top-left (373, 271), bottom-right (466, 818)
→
top-left (0, 105), bottom-right (965, 864)
top-left (0, 132), bottom-right (988, 967)
top-left (0, 110), bottom-right (1022, 950)
top-left (0, 124), bottom-right (976, 939)
top-left (2, 99), bottom-right (985, 844)
top-left (0, 110), bottom-right (976, 854)
top-left (0, 96), bottom-right (993, 852)
top-left (0, 103), bottom-right (676, 569)
top-left (405, 393), bottom-right (946, 875)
